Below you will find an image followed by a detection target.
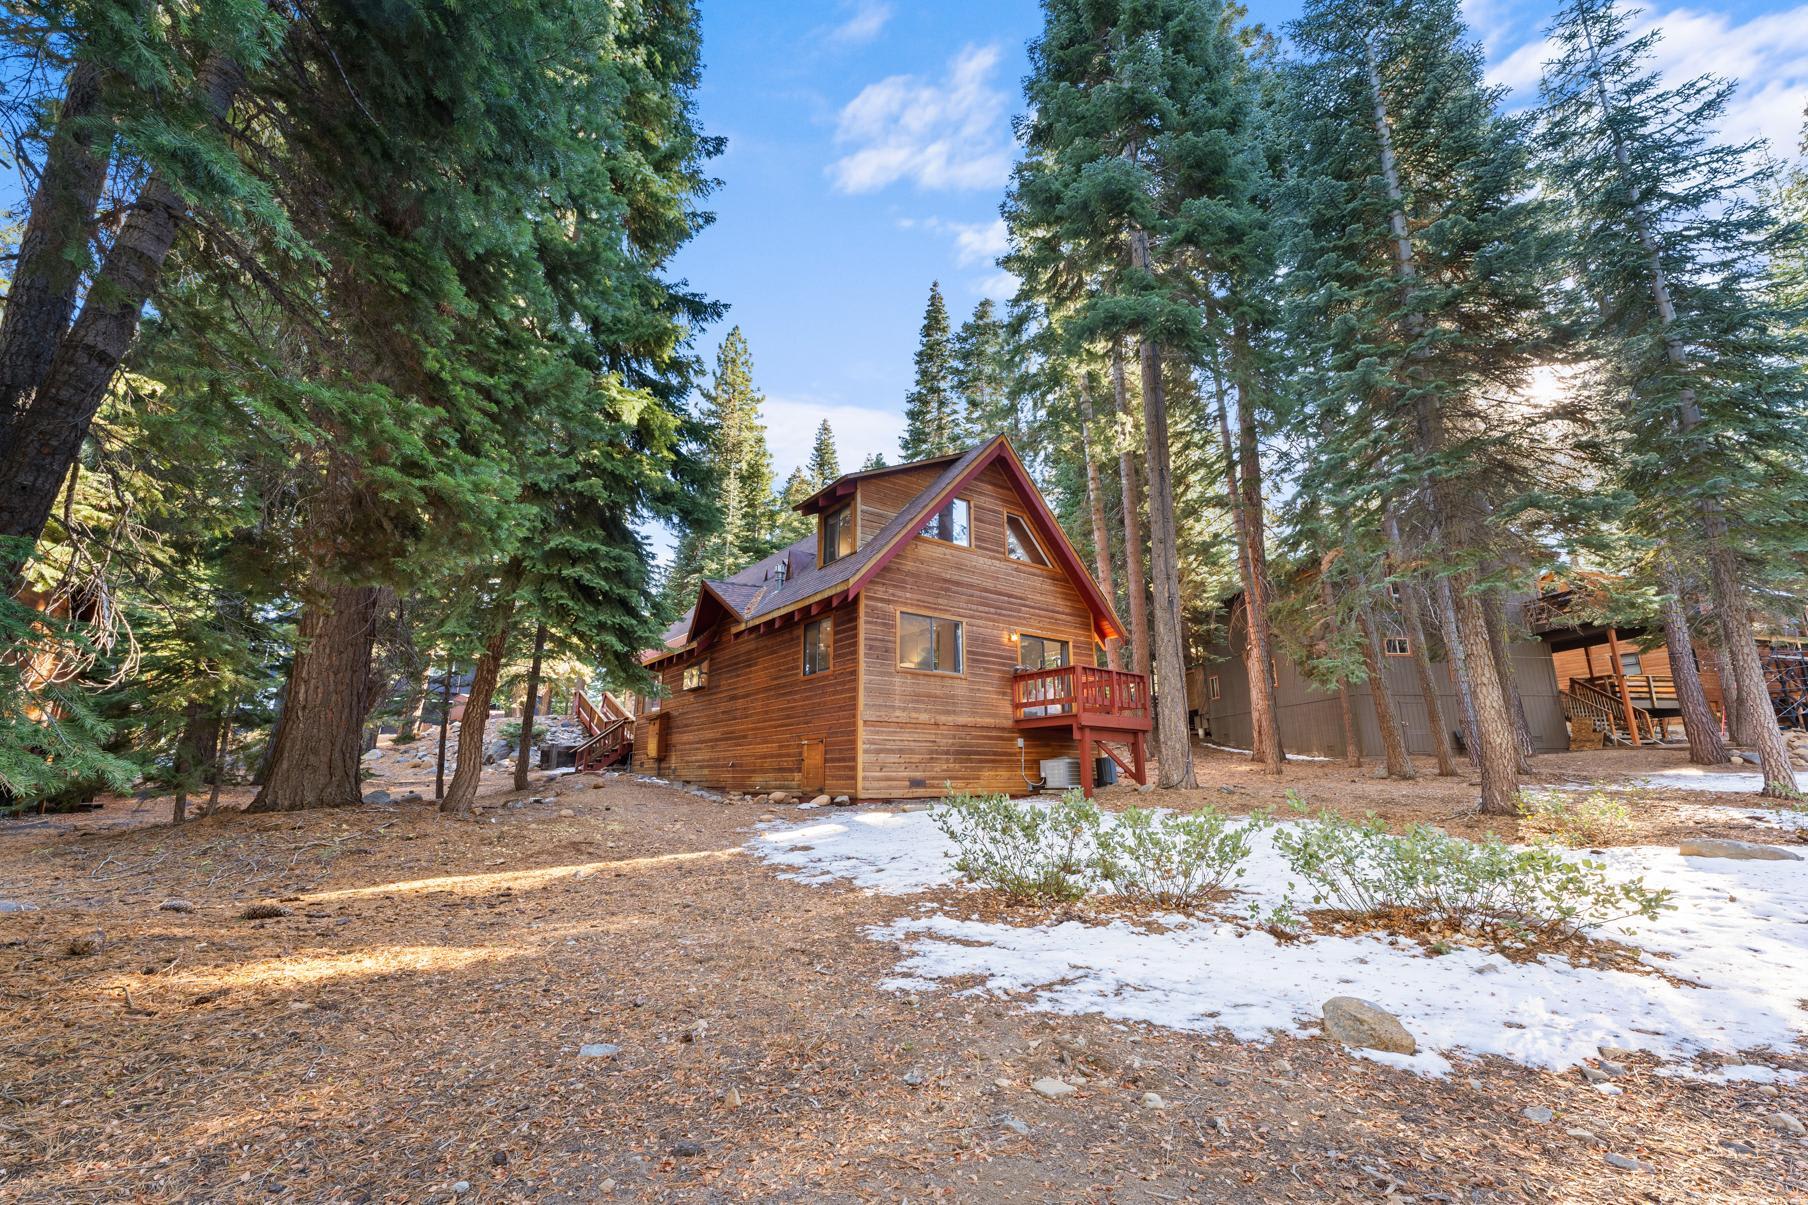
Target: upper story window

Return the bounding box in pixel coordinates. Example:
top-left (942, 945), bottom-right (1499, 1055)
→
top-left (919, 497), bottom-right (971, 546)
top-left (1005, 513), bottom-right (1049, 566)
top-left (822, 505), bottom-right (855, 565)
top-left (682, 662), bottom-right (709, 690)
top-left (645, 689), bottom-right (662, 712)
top-left (1383, 635), bottom-right (1411, 657)
top-left (1017, 633), bottom-right (1070, 670)
top-left (803, 617), bottom-right (832, 676)
top-left (1618, 650), bottom-right (1642, 675)
top-left (899, 611), bottom-right (963, 673)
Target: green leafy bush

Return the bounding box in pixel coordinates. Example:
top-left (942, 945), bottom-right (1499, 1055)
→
top-left (1272, 809), bottom-right (1674, 943)
top-left (496, 720), bottom-right (545, 747)
top-left (1095, 805), bottom-right (1262, 906)
top-left (931, 789), bottom-right (1103, 901)
top-left (1518, 789), bottom-right (1632, 847)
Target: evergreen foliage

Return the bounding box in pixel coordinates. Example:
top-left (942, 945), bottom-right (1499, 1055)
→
top-left (900, 281), bottom-right (963, 460)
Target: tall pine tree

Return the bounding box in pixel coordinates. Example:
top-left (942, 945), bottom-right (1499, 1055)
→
top-left (899, 282), bottom-right (962, 460)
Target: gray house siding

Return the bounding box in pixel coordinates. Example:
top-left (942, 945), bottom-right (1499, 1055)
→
top-left (1196, 637), bottom-right (1566, 760)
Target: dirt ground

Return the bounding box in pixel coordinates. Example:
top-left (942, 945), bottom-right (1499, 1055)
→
top-left (2, 742), bottom-right (1804, 1202)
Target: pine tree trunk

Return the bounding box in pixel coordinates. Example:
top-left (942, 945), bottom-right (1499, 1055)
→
top-left (1078, 386), bottom-right (1121, 669)
top-left (1658, 565), bottom-right (1729, 764)
top-left (1357, 602), bottom-right (1417, 779)
top-left (1319, 567), bottom-right (1362, 767)
top-left (1482, 591), bottom-right (1537, 773)
top-left (206, 702), bottom-right (234, 815)
top-left (248, 584), bottom-right (388, 812)
top-left (1112, 342), bottom-right (1152, 684)
top-left (1431, 577), bottom-right (1481, 761)
top-left (514, 621), bottom-right (548, 793)
top-left (1382, 515), bottom-right (1456, 775)
top-left (1714, 647), bottom-right (1741, 742)
top-left (0, 61), bottom-right (110, 452)
top-left (170, 701), bottom-right (212, 825)
top-left (435, 664), bottom-right (453, 800)
top-left (1212, 357), bottom-right (1280, 773)
top-left (442, 602), bottom-right (517, 815)
top-left (0, 57), bottom-right (244, 579)
top-left (1452, 584), bottom-right (1522, 814)
top-left (394, 669), bottom-right (428, 743)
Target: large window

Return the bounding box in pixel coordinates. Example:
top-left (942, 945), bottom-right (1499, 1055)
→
top-left (1005, 513), bottom-right (1050, 566)
top-left (803, 617), bottom-right (832, 676)
top-left (898, 612), bottom-right (963, 673)
top-left (1017, 633), bottom-right (1070, 670)
top-left (822, 505), bottom-right (855, 565)
top-left (682, 662), bottom-right (708, 690)
top-left (919, 497), bottom-right (971, 546)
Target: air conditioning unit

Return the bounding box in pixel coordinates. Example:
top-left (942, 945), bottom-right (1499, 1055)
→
top-left (1040, 757), bottom-right (1080, 789)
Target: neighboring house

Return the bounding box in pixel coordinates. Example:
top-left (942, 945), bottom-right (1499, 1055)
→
top-left (631, 436), bottom-right (1150, 798)
top-left (1192, 595), bottom-right (1570, 760)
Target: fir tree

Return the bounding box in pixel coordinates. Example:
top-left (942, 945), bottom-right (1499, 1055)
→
top-left (806, 420), bottom-right (842, 486)
top-left (899, 282), bottom-right (961, 460)
top-left (775, 467), bottom-right (817, 544)
top-left (859, 452), bottom-right (889, 471)
top-left (697, 326), bottom-right (780, 574)
top-left (1536, 0), bottom-right (1808, 797)
top-left (952, 299), bottom-right (1010, 442)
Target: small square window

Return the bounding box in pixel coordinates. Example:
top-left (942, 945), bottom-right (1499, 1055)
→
top-left (899, 612), bottom-right (962, 673)
top-left (920, 497), bottom-right (971, 546)
top-left (1618, 651), bottom-right (1642, 675)
top-left (1383, 636), bottom-right (1411, 657)
top-left (1005, 513), bottom-right (1049, 565)
top-left (803, 617), bottom-right (832, 676)
top-left (682, 662), bottom-right (708, 690)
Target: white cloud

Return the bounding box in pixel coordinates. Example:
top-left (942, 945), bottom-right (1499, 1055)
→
top-left (760, 395), bottom-right (905, 478)
top-left (1486, 4), bottom-right (1808, 157)
top-left (897, 215), bottom-right (1009, 266)
top-left (828, 44), bottom-right (1016, 194)
top-left (973, 270), bottom-right (1019, 302)
top-left (828, 0), bottom-right (892, 47)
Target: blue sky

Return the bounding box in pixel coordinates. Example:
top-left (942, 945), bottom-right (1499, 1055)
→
top-left (671, 0), bottom-right (1808, 487)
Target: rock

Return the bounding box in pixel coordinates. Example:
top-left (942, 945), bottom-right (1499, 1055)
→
top-left (558, 808), bottom-right (575, 818)
top-left (492, 1151), bottom-right (510, 1167)
top-left (0, 900), bottom-right (40, 913)
top-left (578, 1043), bottom-right (620, 1058)
top-left (1598, 1044), bottom-right (1637, 1061)
top-left (902, 1070), bottom-right (924, 1086)
top-left (1678, 838), bottom-right (1802, 861)
top-left (363, 790), bottom-right (392, 805)
top-left (997, 1115), bottom-right (1030, 1136)
top-left (1566, 1128), bottom-right (1598, 1142)
top-left (1320, 996), bottom-right (1416, 1056)
top-left (1522, 1106), bottom-right (1554, 1124)
top-left (1598, 1060), bottom-right (1627, 1077)
top-left (833, 795), bottom-right (851, 805)
top-left (158, 899), bottom-right (194, 913)
top-left (723, 1087), bottom-right (741, 1109)
top-left (1604, 1153), bottom-right (1653, 1172)
top-left (1579, 1066), bottom-right (1611, 1084)
top-left (452, 1181), bottom-right (471, 1195)
top-left (239, 903), bottom-right (292, 920)
top-left (809, 794), bottom-right (831, 807)
top-left (1721, 1139), bottom-right (1756, 1154)
top-left (361, 748), bottom-right (383, 761)
top-left (993, 1077), bottom-right (1012, 1089)
top-left (1757, 1084), bottom-right (1780, 1098)
top-left (1139, 1091), bottom-right (1168, 1110)
top-left (769, 792), bottom-right (790, 804)
top-left (1032, 1077), bottom-right (1077, 1099)
top-left (670, 1140), bottom-right (704, 1158)
top-left (1765, 1111), bottom-right (1806, 1136)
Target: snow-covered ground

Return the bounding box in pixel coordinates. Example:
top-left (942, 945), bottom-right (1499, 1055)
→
top-left (1569, 766), bottom-right (1808, 794)
top-left (751, 808), bottom-right (1808, 1079)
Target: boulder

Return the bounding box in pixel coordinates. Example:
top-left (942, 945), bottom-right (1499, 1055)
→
top-left (1321, 996), bottom-right (1417, 1055)
top-left (360, 748), bottom-right (383, 761)
top-left (808, 794), bottom-right (831, 807)
top-left (1032, 1077), bottom-right (1076, 1099)
top-left (1678, 838), bottom-right (1802, 862)
top-left (363, 790), bottom-right (392, 805)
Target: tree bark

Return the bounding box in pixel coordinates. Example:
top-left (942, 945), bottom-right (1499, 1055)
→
top-left (435, 663), bottom-right (453, 800)
top-left (1111, 342), bottom-right (1151, 684)
top-left (442, 601), bottom-right (517, 815)
top-left (1356, 602), bottom-right (1417, 778)
top-left (1658, 565), bottom-right (1728, 764)
top-left (1382, 514), bottom-right (1456, 775)
top-left (205, 699), bottom-right (234, 815)
top-left (1714, 646), bottom-right (1740, 742)
top-left (247, 584), bottom-right (387, 812)
top-left (1078, 384), bottom-right (1121, 670)
top-left (0, 57), bottom-right (245, 579)
top-left (0, 61), bottom-right (111, 451)
top-left (1212, 355), bottom-right (1281, 773)
top-left (170, 701), bottom-right (212, 825)
top-left (1482, 591), bottom-right (1537, 773)
top-left (515, 621), bottom-right (548, 792)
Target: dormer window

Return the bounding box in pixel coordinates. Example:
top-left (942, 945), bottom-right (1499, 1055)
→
top-left (919, 497), bottom-right (970, 546)
top-left (822, 505), bottom-right (855, 565)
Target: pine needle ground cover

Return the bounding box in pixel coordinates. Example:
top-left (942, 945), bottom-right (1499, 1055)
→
top-left (1, 745), bottom-right (1804, 1201)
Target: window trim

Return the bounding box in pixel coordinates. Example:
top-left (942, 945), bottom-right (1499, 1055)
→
top-left (802, 616), bottom-right (833, 677)
top-left (681, 660), bottom-right (709, 691)
top-left (896, 609), bottom-right (965, 676)
top-left (916, 495), bottom-right (974, 548)
top-left (820, 503), bottom-right (857, 567)
top-left (1383, 635), bottom-right (1412, 657)
top-left (1208, 674), bottom-right (1221, 701)
top-left (1003, 509), bottom-right (1055, 569)
top-left (1015, 631), bottom-right (1071, 670)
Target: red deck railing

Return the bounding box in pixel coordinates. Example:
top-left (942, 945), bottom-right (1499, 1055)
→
top-left (1011, 665), bottom-right (1150, 729)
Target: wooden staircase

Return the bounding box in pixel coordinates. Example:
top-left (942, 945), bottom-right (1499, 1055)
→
top-left (572, 690), bottom-right (634, 771)
top-left (1559, 676), bottom-right (1661, 746)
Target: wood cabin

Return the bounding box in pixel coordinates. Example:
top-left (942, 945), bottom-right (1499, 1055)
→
top-left (629, 436), bottom-right (1150, 798)
top-left (1190, 593), bottom-right (1571, 760)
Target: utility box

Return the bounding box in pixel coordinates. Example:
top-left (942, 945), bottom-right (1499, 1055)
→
top-left (1094, 756), bottom-right (1118, 787)
top-left (1040, 757), bottom-right (1080, 789)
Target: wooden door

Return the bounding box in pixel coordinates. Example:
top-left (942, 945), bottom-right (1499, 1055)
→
top-left (800, 738), bottom-right (825, 794)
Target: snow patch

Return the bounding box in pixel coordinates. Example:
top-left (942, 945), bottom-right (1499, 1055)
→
top-left (1201, 742), bottom-right (1334, 763)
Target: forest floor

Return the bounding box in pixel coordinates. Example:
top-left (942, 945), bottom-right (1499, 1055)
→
top-left (2, 740), bottom-right (1804, 1201)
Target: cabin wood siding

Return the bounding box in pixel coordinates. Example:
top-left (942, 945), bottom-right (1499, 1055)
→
top-left (859, 460), bottom-right (1100, 797)
top-left (1550, 640), bottom-right (1723, 708)
top-left (857, 464), bottom-right (945, 543)
top-left (631, 600), bottom-right (859, 794)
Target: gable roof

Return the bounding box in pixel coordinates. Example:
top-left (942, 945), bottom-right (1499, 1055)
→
top-left (647, 435), bottom-right (1125, 664)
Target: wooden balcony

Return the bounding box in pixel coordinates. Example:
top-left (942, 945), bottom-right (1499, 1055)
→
top-left (1011, 665), bottom-right (1150, 797)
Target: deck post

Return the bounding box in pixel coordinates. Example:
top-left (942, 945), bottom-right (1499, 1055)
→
top-left (1131, 731), bottom-right (1147, 786)
top-left (1079, 732), bottom-right (1094, 799)
top-left (1605, 627), bottom-right (1642, 746)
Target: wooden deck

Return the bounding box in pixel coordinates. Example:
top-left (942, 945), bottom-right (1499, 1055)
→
top-left (1011, 665), bottom-right (1150, 796)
